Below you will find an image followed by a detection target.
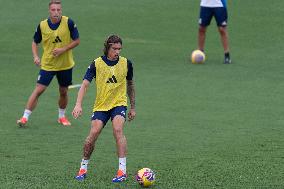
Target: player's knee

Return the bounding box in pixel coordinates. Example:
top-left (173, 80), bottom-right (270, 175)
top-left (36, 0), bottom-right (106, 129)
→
top-left (90, 127), bottom-right (101, 138)
top-left (59, 91), bottom-right (68, 97)
top-left (35, 90), bottom-right (44, 96)
top-left (32, 89), bottom-right (45, 98)
top-left (113, 126), bottom-right (123, 137)
top-left (34, 84), bottom-right (46, 96)
top-left (113, 127), bottom-right (122, 134)
top-left (218, 27), bottom-right (227, 36)
top-left (59, 87), bottom-right (68, 96)
top-left (199, 26), bottom-right (206, 34)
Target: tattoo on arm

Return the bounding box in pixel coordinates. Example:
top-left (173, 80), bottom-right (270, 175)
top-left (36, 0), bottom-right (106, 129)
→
top-left (127, 80), bottom-right (135, 109)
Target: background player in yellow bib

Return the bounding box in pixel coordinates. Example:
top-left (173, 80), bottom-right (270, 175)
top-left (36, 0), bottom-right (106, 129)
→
top-left (72, 35), bottom-right (136, 182)
top-left (17, 0), bottom-right (80, 127)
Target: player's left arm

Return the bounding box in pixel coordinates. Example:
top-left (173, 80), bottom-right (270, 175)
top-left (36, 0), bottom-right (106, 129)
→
top-left (52, 18), bottom-right (80, 57)
top-left (127, 80), bottom-right (136, 117)
top-left (126, 60), bottom-right (136, 121)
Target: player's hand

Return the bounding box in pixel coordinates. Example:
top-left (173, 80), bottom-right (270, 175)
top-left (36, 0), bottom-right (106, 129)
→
top-left (128, 108), bottom-right (136, 121)
top-left (72, 104), bottom-right (82, 119)
top-left (33, 56), bottom-right (41, 66)
top-left (52, 47), bottom-right (66, 57)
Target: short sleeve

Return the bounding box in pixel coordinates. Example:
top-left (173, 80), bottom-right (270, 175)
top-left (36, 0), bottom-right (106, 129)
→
top-left (126, 59), bottom-right (133, 80)
top-left (68, 18), bottom-right (79, 40)
top-left (33, 24), bottom-right (42, 44)
top-left (83, 61), bottom-right (96, 82)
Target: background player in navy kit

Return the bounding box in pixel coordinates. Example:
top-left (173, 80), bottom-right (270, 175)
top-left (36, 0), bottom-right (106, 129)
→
top-left (17, 0), bottom-right (80, 127)
top-left (72, 35), bottom-right (136, 182)
top-left (198, 0), bottom-right (232, 64)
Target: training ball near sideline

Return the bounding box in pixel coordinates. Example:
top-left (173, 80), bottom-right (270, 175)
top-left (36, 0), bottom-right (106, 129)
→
top-left (191, 50), bottom-right (206, 64)
top-left (136, 168), bottom-right (156, 187)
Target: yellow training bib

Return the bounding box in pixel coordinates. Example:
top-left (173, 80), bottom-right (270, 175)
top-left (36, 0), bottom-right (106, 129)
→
top-left (40, 16), bottom-right (75, 71)
top-left (93, 56), bottom-right (128, 111)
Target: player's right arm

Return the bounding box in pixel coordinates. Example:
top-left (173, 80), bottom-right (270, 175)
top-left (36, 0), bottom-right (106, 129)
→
top-left (32, 24), bottom-right (41, 66)
top-left (32, 41), bottom-right (40, 66)
top-left (72, 61), bottom-right (96, 119)
top-left (72, 79), bottom-right (90, 119)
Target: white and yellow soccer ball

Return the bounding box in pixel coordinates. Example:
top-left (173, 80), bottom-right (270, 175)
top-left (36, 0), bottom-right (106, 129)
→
top-left (191, 50), bottom-right (206, 64)
top-left (136, 168), bottom-right (155, 187)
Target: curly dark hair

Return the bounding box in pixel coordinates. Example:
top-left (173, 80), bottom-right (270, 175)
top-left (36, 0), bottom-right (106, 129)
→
top-left (103, 35), bottom-right (122, 56)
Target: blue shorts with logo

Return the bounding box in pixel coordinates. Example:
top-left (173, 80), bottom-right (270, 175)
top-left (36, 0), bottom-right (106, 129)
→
top-left (199, 6), bottom-right (228, 27)
top-left (37, 68), bottom-right (73, 87)
top-left (91, 106), bottom-right (127, 126)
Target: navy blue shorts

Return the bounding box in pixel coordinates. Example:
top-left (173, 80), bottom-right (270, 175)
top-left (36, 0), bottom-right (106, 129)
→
top-left (37, 68), bottom-right (73, 87)
top-left (91, 106), bottom-right (127, 126)
top-left (199, 6), bottom-right (228, 27)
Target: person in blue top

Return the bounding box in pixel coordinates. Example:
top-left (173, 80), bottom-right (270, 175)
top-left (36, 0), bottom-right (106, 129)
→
top-left (17, 0), bottom-right (80, 127)
top-left (198, 0), bottom-right (232, 64)
top-left (72, 35), bottom-right (136, 183)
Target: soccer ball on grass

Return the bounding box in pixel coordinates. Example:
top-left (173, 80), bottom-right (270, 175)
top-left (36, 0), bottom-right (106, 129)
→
top-left (136, 168), bottom-right (155, 187)
top-left (191, 49), bottom-right (206, 64)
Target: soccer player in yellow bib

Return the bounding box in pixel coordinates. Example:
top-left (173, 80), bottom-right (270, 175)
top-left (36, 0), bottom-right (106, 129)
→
top-left (72, 35), bottom-right (136, 182)
top-left (17, 0), bottom-right (80, 127)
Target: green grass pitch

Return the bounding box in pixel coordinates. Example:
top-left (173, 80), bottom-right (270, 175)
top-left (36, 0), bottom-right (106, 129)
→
top-left (0, 0), bottom-right (283, 188)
